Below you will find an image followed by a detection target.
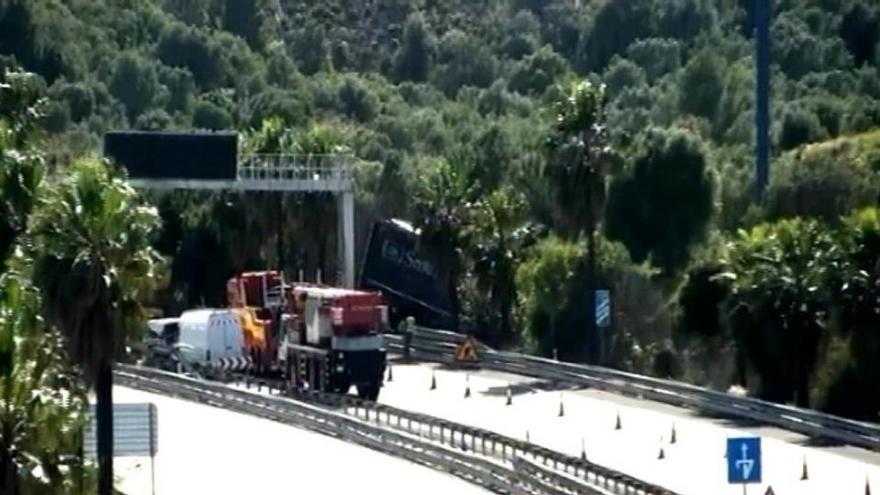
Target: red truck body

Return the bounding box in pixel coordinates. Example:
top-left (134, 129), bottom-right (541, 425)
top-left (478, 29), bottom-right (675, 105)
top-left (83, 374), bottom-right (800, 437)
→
top-left (224, 272), bottom-right (388, 400)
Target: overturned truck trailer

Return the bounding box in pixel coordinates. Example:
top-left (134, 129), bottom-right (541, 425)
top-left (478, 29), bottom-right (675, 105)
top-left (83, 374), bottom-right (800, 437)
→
top-left (359, 219), bottom-right (454, 330)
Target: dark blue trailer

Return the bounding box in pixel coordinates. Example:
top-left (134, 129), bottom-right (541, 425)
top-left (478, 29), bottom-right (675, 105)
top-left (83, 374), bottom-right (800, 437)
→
top-left (359, 219), bottom-right (453, 330)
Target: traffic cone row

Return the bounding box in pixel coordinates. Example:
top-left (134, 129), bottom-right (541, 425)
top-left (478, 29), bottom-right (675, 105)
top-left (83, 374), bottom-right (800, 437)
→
top-left (760, 475), bottom-right (873, 493)
top-left (416, 371), bottom-right (873, 495)
top-left (417, 368), bottom-right (862, 482)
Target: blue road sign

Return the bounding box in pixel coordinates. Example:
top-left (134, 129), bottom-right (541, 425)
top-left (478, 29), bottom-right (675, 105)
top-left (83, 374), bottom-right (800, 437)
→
top-left (595, 290), bottom-right (611, 328)
top-left (727, 437), bottom-right (761, 484)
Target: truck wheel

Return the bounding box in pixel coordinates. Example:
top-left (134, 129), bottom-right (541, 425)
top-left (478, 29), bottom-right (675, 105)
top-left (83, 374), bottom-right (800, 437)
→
top-left (356, 383), bottom-right (380, 402)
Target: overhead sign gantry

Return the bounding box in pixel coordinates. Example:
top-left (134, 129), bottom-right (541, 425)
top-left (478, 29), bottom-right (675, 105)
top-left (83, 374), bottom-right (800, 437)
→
top-left (104, 131), bottom-right (356, 289)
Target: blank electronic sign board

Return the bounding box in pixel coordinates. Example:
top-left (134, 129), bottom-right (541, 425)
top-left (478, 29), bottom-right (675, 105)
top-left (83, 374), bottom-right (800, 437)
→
top-left (104, 131), bottom-right (238, 180)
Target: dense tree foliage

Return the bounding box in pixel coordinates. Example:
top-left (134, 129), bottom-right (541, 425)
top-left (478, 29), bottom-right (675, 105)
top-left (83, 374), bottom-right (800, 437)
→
top-left (0, 69), bottom-right (103, 494)
top-left (0, 267), bottom-right (93, 494)
top-left (1, 0), bottom-right (880, 422)
top-left (1, 70), bottom-right (45, 269)
top-left (29, 158), bottom-right (164, 493)
top-left (606, 129), bottom-right (714, 273)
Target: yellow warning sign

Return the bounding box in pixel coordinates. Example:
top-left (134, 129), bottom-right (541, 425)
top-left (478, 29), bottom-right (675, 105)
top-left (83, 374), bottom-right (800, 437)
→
top-left (455, 337), bottom-right (479, 363)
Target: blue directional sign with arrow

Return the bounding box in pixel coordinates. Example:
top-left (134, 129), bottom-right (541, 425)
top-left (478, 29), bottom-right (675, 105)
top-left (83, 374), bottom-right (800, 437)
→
top-left (595, 290), bottom-right (610, 328)
top-left (727, 437), bottom-right (762, 484)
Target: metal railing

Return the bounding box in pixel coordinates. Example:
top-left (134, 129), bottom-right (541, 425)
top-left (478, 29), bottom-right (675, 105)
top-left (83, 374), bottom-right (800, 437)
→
top-left (237, 154), bottom-right (353, 183)
top-left (116, 364), bottom-right (676, 495)
top-left (386, 326), bottom-right (880, 452)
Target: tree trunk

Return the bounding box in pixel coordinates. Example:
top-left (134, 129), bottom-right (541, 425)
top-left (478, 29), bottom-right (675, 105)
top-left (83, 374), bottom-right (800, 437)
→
top-left (449, 265), bottom-right (460, 333)
top-left (96, 360), bottom-right (114, 495)
top-left (499, 290), bottom-right (512, 347)
top-left (1, 437), bottom-right (15, 495)
top-left (582, 129), bottom-right (600, 364)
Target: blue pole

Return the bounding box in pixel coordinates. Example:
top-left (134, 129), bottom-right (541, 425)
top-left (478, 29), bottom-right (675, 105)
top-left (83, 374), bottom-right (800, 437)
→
top-left (755, 0), bottom-right (771, 199)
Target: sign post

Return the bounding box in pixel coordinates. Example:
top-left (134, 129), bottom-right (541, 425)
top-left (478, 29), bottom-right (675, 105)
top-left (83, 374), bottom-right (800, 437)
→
top-left (148, 404), bottom-right (156, 495)
top-left (727, 437), bottom-right (761, 494)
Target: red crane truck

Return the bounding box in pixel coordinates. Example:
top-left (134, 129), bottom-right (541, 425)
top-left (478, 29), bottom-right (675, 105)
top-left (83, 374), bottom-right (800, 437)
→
top-left (227, 272), bottom-right (388, 400)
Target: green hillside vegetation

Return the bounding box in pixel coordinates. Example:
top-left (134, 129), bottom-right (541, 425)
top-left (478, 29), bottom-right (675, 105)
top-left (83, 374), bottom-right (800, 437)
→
top-left (1, 0), bottom-right (880, 453)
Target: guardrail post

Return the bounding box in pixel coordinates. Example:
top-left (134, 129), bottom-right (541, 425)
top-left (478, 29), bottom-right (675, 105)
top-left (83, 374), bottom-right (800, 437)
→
top-left (403, 317), bottom-right (414, 361)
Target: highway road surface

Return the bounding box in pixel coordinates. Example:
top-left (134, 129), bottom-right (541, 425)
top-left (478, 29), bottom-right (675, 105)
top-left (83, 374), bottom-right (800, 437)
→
top-left (377, 360), bottom-right (880, 495)
top-left (109, 386), bottom-right (491, 495)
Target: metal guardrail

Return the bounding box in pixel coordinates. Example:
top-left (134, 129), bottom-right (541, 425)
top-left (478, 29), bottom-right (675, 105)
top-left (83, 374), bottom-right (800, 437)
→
top-left (237, 154), bottom-right (353, 182)
top-left (386, 326), bottom-right (880, 452)
top-left (116, 364), bottom-right (676, 495)
top-left (515, 456), bottom-right (614, 495)
top-left (115, 365), bottom-right (517, 494)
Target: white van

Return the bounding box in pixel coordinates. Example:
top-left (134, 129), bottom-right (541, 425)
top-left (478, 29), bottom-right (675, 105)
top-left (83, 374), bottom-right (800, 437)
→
top-left (177, 309), bottom-right (244, 366)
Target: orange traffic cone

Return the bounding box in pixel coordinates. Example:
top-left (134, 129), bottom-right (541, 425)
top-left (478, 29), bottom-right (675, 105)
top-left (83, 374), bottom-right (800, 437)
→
top-left (614, 410), bottom-right (622, 430)
top-left (558, 393), bottom-right (565, 417)
top-left (430, 370), bottom-right (437, 390)
top-left (800, 456), bottom-right (809, 481)
top-left (670, 422), bottom-right (677, 444)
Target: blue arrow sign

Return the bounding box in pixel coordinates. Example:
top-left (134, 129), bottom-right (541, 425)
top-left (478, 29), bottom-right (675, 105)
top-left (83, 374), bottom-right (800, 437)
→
top-left (727, 437), bottom-right (761, 484)
top-left (595, 290), bottom-right (610, 328)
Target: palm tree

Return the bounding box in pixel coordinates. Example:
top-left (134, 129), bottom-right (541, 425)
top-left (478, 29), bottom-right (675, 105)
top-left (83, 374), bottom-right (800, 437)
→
top-left (29, 158), bottom-right (163, 495)
top-left (1, 68), bottom-right (46, 272)
top-left (413, 159), bottom-right (476, 332)
top-left (545, 80), bottom-right (617, 362)
top-left (546, 80), bottom-right (614, 237)
top-left (0, 263), bottom-right (92, 494)
top-left (0, 150), bottom-right (43, 269)
top-left (467, 187), bottom-right (531, 345)
top-left (721, 218), bottom-right (838, 406)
